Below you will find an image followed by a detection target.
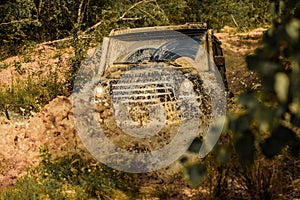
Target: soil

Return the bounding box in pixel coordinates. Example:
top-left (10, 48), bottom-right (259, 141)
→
top-left (0, 28), bottom-right (265, 197)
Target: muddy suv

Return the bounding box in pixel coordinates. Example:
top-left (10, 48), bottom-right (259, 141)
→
top-left (94, 22), bottom-right (227, 143)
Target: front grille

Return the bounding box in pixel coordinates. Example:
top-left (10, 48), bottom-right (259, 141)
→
top-left (109, 64), bottom-right (203, 121)
top-left (111, 65), bottom-right (182, 106)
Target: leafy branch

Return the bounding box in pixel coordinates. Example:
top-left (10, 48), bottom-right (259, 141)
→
top-left (37, 0), bottom-right (165, 46)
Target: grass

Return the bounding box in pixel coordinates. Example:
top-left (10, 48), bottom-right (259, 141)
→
top-left (0, 45), bottom-right (72, 120)
top-left (0, 149), bottom-right (139, 200)
top-left (0, 70), bottom-right (68, 119)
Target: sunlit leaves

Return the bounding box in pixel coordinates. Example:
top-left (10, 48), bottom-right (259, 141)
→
top-left (216, 145), bottom-right (231, 165)
top-left (183, 163), bottom-right (208, 188)
top-left (285, 18), bottom-right (300, 42)
top-left (274, 72), bottom-right (290, 103)
top-left (228, 0), bottom-right (300, 167)
top-left (186, 0), bottom-right (270, 31)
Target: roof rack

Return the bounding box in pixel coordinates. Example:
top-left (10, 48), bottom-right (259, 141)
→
top-left (109, 22), bottom-right (208, 37)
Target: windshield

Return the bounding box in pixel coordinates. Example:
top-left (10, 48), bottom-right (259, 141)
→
top-left (101, 29), bottom-right (206, 69)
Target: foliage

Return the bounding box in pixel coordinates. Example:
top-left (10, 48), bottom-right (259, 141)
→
top-left (0, 0), bottom-right (272, 60)
top-left (0, 0), bottom-right (273, 106)
top-left (231, 0), bottom-right (300, 166)
top-left (183, 163), bottom-right (208, 188)
top-left (67, 30), bottom-right (90, 92)
top-left (0, 0), bottom-right (174, 117)
top-left (183, 140), bottom-right (299, 199)
top-left (0, 66), bottom-right (68, 119)
top-left (184, 0), bottom-right (300, 197)
top-left (0, 149), bottom-right (138, 199)
top-left (185, 0), bottom-right (271, 31)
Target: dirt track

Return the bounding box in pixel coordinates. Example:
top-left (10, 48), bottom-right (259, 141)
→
top-left (0, 28), bottom-right (264, 189)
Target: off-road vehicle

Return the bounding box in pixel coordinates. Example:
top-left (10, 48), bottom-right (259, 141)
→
top-left (92, 22), bottom-right (227, 152)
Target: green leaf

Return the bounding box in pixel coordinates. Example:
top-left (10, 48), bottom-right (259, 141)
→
top-left (234, 129), bottom-right (255, 168)
top-left (184, 163), bottom-right (207, 188)
top-left (274, 72), bottom-right (290, 103)
top-left (188, 137), bottom-right (202, 153)
top-left (238, 91), bottom-right (258, 110)
top-left (229, 114), bottom-right (253, 135)
top-left (260, 125), bottom-right (296, 159)
top-left (260, 135), bottom-right (283, 159)
top-left (285, 18), bottom-right (300, 42)
top-left (216, 145), bottom-right (231, 165)
top-left (254, 105), bottom-right (276, 132)
top-left (247, 56), bottom-right (280, 75)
